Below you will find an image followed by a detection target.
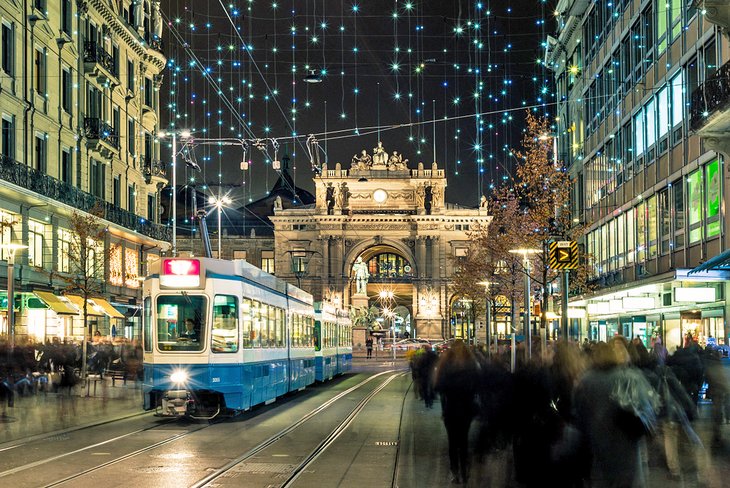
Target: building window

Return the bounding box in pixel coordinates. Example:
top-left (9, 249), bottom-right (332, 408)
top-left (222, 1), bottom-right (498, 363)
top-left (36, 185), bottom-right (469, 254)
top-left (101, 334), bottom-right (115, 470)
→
top-left (112, 44), bottom-right (120, 78)
top-left (2, 22), bottom-right (14, 77)
top-left (57, 228), bottom-right (71, 273)
top-left (127, 59), bottom-right (134, 92)
top-left (127, 118), bottom-right (135, 155)
top-left (144, 77), bottom-right (153, 107)
top-left (61, 0), bottom-right (73, 35)
top-left (647, 195), bottom-right (657, 259)
top-left (113, 175), bottom-right (121, 207)
top-left (672, 179), bottom-right (685, 250)
top-left (233, 250), bottom-right (247, 260)
top-left (636, 202), bottom-right (646, 263)
top-left (34, 133), bottom-right (46, 173)
top-left (2, 115), bottom-right (14, 159)
top-left (34, 47), bottom-right (45, 94)
top-left (33, 0), bottom-right (45, 11)
top-left (659, 188), bottom-right (671, 255)
top-left (128, 184), bottom-right (136, 214)
top-left (89, 159), bottom-right (105, 198)
top-left (62, 67), bottom-right (72, 113)
top-left (706, 159), bottom-right (721, 239)
top-left (28, 220), bottom-right (45, 268)
top-left (61, 148), bottom-right (71, 184)
top-left (687, 169), bottom-right (704, 244)
top-left (261, 250), bottom-right (275, 273)
top-left (366, 252), bottom-right (414, 279)
top-left (147, 193), bottom-right (156, 222)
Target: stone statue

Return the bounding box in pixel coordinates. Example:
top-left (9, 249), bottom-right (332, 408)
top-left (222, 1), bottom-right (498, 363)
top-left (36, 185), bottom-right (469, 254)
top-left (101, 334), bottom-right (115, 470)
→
top-left (352, 149), bottom-right (372, 170)
top-left (134, 0), bottom-right (144, 28)
top-left (431, 185), bottom-right (443, 207)
top-left (353, 257), bottom-right (369, 295)
top-left (153, 1), bottom-right (163, 39)
top-left (337, 182), bottom-right (351, 209)
top-left (325, 182), bottom-right (336, 214)
top-left (273, 195), bottom-right (283, 212)
top-left (388, 151), bottom-right (409, 170)
top-left (372, 141), bottom-right (389, 168)
top-left (415, 183), bottom-right (426, 208)
top-left (480, 195), bottom-right (488, 208)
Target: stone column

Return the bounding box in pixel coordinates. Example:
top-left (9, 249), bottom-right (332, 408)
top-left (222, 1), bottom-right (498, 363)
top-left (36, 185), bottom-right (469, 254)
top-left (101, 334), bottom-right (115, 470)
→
top-left (430, 237), bottom-right (440, 281)
top-left (321, 236), bottom-right (330, 278)
top-left (417, 237), bottom-right (426, 278)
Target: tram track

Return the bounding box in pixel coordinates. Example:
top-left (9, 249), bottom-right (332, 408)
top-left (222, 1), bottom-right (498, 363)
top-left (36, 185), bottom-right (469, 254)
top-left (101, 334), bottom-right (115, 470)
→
top-left (3, 370), bottom-right (400, 487)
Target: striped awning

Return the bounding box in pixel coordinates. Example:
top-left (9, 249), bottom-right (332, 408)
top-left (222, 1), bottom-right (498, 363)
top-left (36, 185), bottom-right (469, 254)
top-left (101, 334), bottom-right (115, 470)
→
top-left (64, 295), bottom-right (104, 317)
top-left (88, 298), bottom-right (125, 319)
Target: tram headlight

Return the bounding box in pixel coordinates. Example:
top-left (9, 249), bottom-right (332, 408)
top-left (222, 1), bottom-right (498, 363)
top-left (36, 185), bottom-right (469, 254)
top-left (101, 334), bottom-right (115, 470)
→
top-left (170, 370), bottom-right (189, 385)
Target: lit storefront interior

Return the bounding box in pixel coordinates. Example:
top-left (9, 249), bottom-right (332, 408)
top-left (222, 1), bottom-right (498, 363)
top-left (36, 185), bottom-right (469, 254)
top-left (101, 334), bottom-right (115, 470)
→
top-left (571, 271), bottom-right (728, 351)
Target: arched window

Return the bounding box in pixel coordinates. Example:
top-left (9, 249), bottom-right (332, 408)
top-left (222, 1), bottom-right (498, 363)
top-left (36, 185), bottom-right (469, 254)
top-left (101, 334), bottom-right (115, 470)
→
top-left (366, 253), bottom-right (413, 279)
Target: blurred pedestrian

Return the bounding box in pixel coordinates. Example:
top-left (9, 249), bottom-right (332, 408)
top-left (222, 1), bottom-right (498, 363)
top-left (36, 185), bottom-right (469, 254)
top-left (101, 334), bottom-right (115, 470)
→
top-left (415, 344), bottom-right (438, 408)
top-left (366, 337), bottom-right (373, 359)
top-left (434, 340), bottom-right (479, 484)
top-left (573, 339), bottom-right (658, 488)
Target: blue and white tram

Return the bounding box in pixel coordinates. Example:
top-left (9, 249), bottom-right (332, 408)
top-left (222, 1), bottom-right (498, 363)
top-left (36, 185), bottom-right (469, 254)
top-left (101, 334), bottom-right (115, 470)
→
top-left (334, 307), bottom-right (352, 376)
top-left (313, 302), bottom-right (353, 381)
top-left (141, 257), bottom-right (316, 418)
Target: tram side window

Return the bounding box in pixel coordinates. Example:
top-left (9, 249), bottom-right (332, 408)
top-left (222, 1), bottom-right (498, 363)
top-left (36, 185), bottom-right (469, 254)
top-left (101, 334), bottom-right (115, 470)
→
top-left (156, 294), bottom-right (207, 352)
top-left (143, 297), bottom-right (152, 352)
top-left (251, 300), bottom-right (262, 348)
top-left (292, 313), bottom-right (301, 347)
top-left (306, 316), bottom-right (314, 347)
top-left (261, 304), bottom-right (271, 347)
top-left (212, 295), bottom-right (238, 353)
top-left (242, 299), bottom-right (252, 348)
top-left (276, 308), bottom-right (285, 347)
top-left (268, 305), bottom-right (277, 347)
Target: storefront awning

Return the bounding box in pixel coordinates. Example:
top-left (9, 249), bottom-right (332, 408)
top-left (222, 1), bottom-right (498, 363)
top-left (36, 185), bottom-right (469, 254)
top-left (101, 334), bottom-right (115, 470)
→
top-left (34, 291), bottom-right (78, 315)
top-left (688, 248), bottom-right (730, 274)
top-left (64, 295), bottom-right (105, 317)
top-left (89, 298), bottom-right (125, 319)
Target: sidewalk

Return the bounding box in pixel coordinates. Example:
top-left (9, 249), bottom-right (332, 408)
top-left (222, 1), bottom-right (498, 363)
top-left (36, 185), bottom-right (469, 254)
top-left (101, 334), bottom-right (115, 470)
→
top-left (0, 377), bottom-right (143, 446)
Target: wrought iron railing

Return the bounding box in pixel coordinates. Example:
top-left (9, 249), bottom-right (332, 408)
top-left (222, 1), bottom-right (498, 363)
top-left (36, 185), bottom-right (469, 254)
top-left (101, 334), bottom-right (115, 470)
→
top-left (83, 41), bottom-right (117, 77)
top-left (144, 33), bottom-right (164, 53)
top-left (83, 118), bottom-right (119, 149)
top-left (143, 157), bottom-right (167, 183)
top-left (690, 59), bottom-right (730, 131)
top-left (0, 154), bottom-right (171, 242)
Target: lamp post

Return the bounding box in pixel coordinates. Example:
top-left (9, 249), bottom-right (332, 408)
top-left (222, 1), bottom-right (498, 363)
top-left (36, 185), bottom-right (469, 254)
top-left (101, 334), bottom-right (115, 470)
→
top-left (509, 248), bottom-right (541, 361)
top-left (538, 132), bottom-right (559, 167)
top-left (478, 281), bottom-right (495, 358)
top-left (285, 250), bottom-right (321, 289)
top-left (209, 195), bottom-right (231, 258)
top-left (1, 243), bottom-right (28, 346)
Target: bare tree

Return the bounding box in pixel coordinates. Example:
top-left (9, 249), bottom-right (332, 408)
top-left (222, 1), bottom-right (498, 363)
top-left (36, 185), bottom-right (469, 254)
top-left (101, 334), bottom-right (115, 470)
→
top-left (58, 204), bottom-right (108, 379)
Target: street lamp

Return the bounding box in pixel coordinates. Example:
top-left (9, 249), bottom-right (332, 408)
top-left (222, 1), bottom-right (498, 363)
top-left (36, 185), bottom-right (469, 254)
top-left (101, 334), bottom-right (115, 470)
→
top-left (509, 248), bottom-right (541, 361)
top-left (538, 132), bottom-right (559, 167)
top-left (478, 280), bottom-right (496, 357)
top-left (209, 194), bottom-right (232, 258)
top-left (1, 243), bottom-right (27, 346)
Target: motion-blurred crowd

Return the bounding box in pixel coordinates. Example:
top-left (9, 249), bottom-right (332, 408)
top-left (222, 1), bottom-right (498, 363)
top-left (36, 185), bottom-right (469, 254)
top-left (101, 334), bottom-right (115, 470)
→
top-left (0, 335), bottom-right (143, 413)
top-left (409, 336), bottom-right (729, 486)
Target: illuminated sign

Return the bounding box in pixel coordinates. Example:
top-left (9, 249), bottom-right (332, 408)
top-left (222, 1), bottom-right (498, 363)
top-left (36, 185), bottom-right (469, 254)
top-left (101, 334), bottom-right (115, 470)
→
top-left (160, 259), bottom-right (202, 288)
top-left (674, 287), bottom-right (716, 303)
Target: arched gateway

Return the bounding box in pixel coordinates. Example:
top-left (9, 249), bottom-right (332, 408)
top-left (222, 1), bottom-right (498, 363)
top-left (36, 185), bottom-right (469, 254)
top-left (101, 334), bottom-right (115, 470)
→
top-left (269, 143), bottom-right (490, 341)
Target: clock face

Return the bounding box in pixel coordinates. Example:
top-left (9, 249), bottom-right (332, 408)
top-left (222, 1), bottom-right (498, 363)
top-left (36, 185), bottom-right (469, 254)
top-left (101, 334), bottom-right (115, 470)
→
top-left (373, 189), bottom-right (388, 203)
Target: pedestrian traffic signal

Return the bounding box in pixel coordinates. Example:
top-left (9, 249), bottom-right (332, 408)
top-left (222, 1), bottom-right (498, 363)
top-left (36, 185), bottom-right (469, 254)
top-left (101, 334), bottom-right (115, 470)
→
top-left (548, 240), bottom-right (578, 270)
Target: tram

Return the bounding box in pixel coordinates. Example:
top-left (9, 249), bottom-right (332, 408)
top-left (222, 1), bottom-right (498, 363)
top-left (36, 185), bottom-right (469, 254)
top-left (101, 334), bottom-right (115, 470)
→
top-left (141, 256), bottom-right (346, 419)
top-left (314, 302), bottom-right (353, 381)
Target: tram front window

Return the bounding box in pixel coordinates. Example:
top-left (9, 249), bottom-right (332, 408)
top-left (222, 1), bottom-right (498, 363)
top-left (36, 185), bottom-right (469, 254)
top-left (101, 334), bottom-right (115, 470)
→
top-left (156, 295), bottom-right (207, 352)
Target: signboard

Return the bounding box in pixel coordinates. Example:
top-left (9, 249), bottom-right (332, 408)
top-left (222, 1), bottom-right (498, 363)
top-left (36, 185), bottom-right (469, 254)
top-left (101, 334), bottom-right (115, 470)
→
top-left (548, 240), bottom-right (579, 270)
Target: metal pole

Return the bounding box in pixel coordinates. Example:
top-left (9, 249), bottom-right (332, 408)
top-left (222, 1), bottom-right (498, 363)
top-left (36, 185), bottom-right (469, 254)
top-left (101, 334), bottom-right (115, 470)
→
top-left (524, 258), bottom-right (531, 360)
top-left (217, 204), bottom-right (222, 258)
top-left (553, 135), bottom-right (558, 166)
top-left (172, 132), bottom-right (177, 256)
top-left (562, 269), bottom-right (570, 341)
top-left (485, 297), bottom-right (492, 358)
top-left (7, 252), bottom-right (14, 347)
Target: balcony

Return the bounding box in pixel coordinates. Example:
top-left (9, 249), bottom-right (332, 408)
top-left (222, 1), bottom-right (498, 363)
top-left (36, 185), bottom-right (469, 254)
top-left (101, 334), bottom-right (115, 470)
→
top-left (83, 41), bottom-right (118, 85)
top-left (0, 154), bottom-right (171, 242)
top-left (690, 60), bottom-right (730, 134)
top-left (84, 118), bottom-right (119, 158)
top-left (143, 157), bottom-right (168, 185)
top-left (144, 33), bottom-right (164, 53)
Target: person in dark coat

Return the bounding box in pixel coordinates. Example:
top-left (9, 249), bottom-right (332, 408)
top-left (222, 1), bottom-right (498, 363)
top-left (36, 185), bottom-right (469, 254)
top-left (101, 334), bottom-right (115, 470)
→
top-left (573, 339), bottom-right (658, 488)
top-left (434, 340), bottom-right (479, 484)
top-left (415, 344), bottom-right (438, 408)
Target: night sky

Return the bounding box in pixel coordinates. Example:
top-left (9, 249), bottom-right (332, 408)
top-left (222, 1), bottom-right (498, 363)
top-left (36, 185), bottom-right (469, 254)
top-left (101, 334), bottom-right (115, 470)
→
top-left (159, 0), bottom-right (553, 214)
